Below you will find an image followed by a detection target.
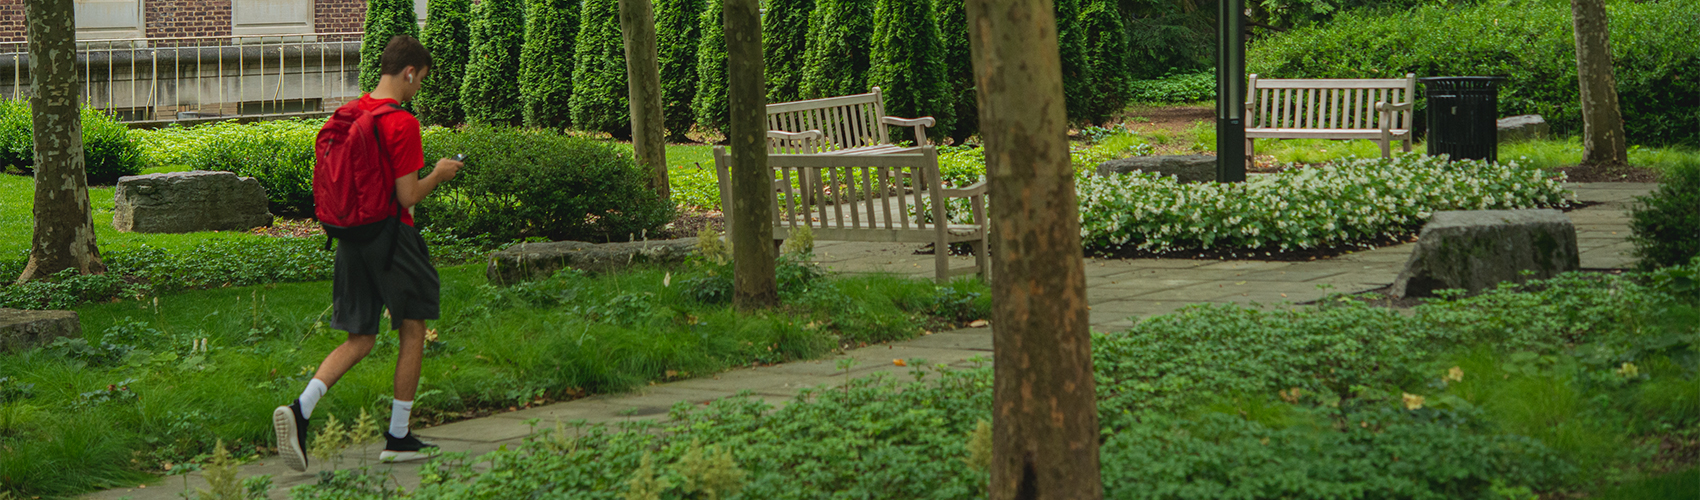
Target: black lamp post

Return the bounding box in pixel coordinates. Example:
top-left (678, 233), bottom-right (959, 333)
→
top-left (1216, 0), bottom-right (1246, 183)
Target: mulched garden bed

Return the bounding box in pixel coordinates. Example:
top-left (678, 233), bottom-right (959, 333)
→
top-left (1554, 163), bottom-right (1662, 183)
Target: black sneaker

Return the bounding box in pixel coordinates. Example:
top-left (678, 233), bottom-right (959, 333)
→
top-left (380, 431), bottom-right (439, 463)
top-left (272, 400), bottom-right (309, 472)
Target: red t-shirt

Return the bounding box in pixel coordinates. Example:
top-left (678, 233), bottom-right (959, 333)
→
top-left (355, 94), bottom-right (424, 226)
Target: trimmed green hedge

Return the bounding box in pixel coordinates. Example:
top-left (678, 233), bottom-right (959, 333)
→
top-left (0, 101), bottom-right (143, 184)
top-left (869, 0), bottom-right (952, 143)
top-left (1053, 0), bottom-right (1088, 124)
top-left (657, 0), bottom-right (706, 141)
top-left (358, 0), bottom-right (422, 93)
top-left (461, 0), bottom-right (527, 126)
top-left (690, 0), bottom-right (730, 139)
top-left (763, 0), bottom-right (813, 104)
top-left (132, 119), bottom-right (321, 214)
top-left (569, 0), bottom-right (632, 139)
top-left (934, 0), bottom-right (975, 145)
top-left (417, 0), bottom-right (473, 127)
top-left (1629, 159), bottom-right (1700, 271)
top-left (1079, 0), bottom-right (1128, 125)
top-left (1248, 0), bottom-right (1700, 146)
top-left (520, 0), bottom-right (579, 129)
top-left (800, 0), bottom-right (875, 99)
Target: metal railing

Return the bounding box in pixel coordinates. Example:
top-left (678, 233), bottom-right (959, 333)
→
top-left (0, 32), bottom-right (364, 124)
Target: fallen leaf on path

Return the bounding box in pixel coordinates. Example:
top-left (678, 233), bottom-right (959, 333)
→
top-left (893, 359), bottom-right (907, 367)
top-left (969, 320), bottom-right (989, 328)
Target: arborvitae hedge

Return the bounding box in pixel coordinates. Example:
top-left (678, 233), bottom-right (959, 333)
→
top-left (763, 0), bottom-right (813, 103)
top-left (358, 0), bottom-right (421, 93)
top-left (417, 0), bottom-right (472, 126)
top-left (869, 0), bottom-right (951, 142)
top-left (569, 0), bottom-right (631, 139)
top-left (656, 0), bottom-right (705, 141)
top-left (799, 0), bottom-right (875, 99)
top-left (461, 0), bottom-right (527, 126)
top-left (521, 0), bottom-right (579, 129)
top-left (933, 0), bottom-right (974, 144)
top-left (691, 0), bottom-right (729, 139)
top-left (1053, 0), bottom-right (1089, 124)
top-left (1079, 0), bottom-right (1128, 125)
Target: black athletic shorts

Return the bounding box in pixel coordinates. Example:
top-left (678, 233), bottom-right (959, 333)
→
top-left (330, 222), bottom-right (440, 335)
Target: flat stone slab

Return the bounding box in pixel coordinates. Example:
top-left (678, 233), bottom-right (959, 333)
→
top-left (0, 308), bottom-right (81, 352)
top-left (1391, 210), bottom-right (1579, 298)
top-left (486, 238), bottom-right (697, 285)
top-left (1498, 114), bottom-right (1549, 143)
top-left (114, 170), bottom-right (273, 233)
top-left (1096, 155), bottom-right (1217, 183)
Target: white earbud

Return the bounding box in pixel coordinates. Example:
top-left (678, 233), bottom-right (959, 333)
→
top-left (407, 74), bottom-right (414, 83)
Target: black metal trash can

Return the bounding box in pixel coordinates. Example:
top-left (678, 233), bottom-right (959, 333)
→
top-left (1419, 76), bottom-right (1505, 163)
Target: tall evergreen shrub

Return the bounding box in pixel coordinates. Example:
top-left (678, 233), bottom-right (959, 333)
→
top-left (656, 0), bottom-right (705, 141)
top-left (461, 0), bottom-right (527, 126)
top-left (763, 0), bottom-right (813, 103)
top-left (358, 0), bottom-right (422, 93)
top-left (933, 0), bottom-right (974, 144)
top-left (1079, 0), bottom-right (1128, 125)
top-left (868, 0), bottom-right (951, 142)
top-left (690, 0), bottom-right (730, 139)
top-left (799, 0), bottom-right (875, 99)
top-left (417, 0), bottom-right (472, 126)
top-left (570, 0), bottom-right (632, 139)
top-left (521, 0), bottom-right (580, 129)
top-left (1053, 0), bottom-right (1089, 124)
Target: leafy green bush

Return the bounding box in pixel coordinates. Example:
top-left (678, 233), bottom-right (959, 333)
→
top-left (1076, 154), bottom-right (1571, 253)
top-left (0, 268), bottom-right (137, 310)
top-left (417, 0), bottom-right (473, 127)
top-left (1127, 70), bottom-right (1214, 103)
top-left (1247, 0), bottom-right (1700, 146)
top-left (569, 0), bottom-right (633, 139)
top-left (0, 101), bottom-right (144, 184)
top-left (132, 119), bottom-right (321, 214)
top-left (1078, 0), bottom-right (1128, 125)
top-left (461, 0), bottom-right (527, 126)
top-left (933, 0), bottom-right (975, 145)
top-left (762, 0), bottom-right (812, 105)
top-left (1629, 159), bottom-right (1700, 271)
top-left (657, 0), bottom-right (706, 141)
top-left (1053, 0), bottom-right (1088, 124)
top-left (799, 0), bottom-right (875, 99)
top-left (358, 0), bottom-right (422, 93)
top-left (520, 0), bottom-right (578, 130)
top-left (417, 126), bottom-right (674, 242)
top-left (868, 0), bottom-right (953, 143)
top-left (690, 0), bottom-right (730, 139)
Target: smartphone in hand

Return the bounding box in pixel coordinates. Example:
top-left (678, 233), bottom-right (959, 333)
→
top-left (452, 154), bottom-right (468, 162)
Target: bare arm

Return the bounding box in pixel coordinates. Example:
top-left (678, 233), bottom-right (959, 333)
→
top-left (396, 158), bottom-right (462, 208)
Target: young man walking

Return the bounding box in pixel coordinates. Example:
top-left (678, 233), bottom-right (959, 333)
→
top-left (273, 35), bottom-right (463, 472)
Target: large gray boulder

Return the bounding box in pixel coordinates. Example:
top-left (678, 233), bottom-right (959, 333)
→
top-left (114, 171), bottom-right (273, 233)
top-left (1391, 210), bottom-right (1579, 298)
top-left (1096, 155), bottom-right (1217, 183)
top-left (1497, 115), bottom-right (1549, 143)
top-left (487, 238), bottom-right (698, 285)
top-left (1, 308), bottom-right (80, 353)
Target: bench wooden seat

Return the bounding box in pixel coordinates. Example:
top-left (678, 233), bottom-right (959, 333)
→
top-left (1244, 74), bottom-right (1417, 163)
top-left (713, 146), bottom-right (988, 283)
top-left (765, 87), bottom-right (935, 154)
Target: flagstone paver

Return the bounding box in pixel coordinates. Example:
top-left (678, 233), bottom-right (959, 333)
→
top-left (86, 183), bottom-right (1651, 499)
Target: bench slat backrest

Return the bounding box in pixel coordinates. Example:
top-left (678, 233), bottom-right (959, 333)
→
top-left (714, 146), bottom-right (946, 235)
top-left (766, 88), bottom-right (890, 153)
top-left (1248, 74), bottom-right (1416, 131)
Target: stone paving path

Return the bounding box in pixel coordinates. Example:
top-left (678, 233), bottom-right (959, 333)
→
top-left (89, 183), bottom-right (1651, 499)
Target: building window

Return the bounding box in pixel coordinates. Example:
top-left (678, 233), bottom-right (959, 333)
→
top-left (239, 98), bottom-right (322, 115)
top-left (74, 0), bottom-right (144, 42)
top-left (232, 0), bottom-right (315, 37)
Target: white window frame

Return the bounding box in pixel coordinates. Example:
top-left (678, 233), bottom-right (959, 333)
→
top-left (231, 0), bottom-right (317, 37)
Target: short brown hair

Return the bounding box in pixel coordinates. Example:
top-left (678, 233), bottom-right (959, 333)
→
top-left (380, 35), bottom-right (433, 75)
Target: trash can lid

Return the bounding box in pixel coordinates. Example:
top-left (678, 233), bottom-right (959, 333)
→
top-left (1419, 76), bottom-right (1507, 89)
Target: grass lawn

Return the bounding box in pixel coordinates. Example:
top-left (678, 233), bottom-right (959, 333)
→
top-left (0, 171), bottom-right (273, 262)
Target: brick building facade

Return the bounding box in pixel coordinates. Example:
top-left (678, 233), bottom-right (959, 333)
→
top-left (0, 0), bottom-right (388, 44)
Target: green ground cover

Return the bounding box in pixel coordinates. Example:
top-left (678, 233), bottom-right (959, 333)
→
top-left (0, 254), bottom-right (989, 496)
top-left (284, 265), bottom-right (1699, 500)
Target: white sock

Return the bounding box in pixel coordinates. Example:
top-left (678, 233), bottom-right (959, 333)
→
top-left (297, 379), bottom-right (328, 419)
top-left (389, 399), bottom-right (414, 438)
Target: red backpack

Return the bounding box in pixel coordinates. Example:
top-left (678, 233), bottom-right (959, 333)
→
top-left (313, 101), bottom-right (406, 250)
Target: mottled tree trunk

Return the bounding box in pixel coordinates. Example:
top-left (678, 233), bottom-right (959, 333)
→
top-left (620, 0), bottom-right (670, 200)
top-left (18, 0), bottom-right (104, 283)
top-left (965, 0), bottom-right (1102, 497)
top-left (725, 0), bottom-right (776, 310)
top-left (1571, 0), bottom-right (1627, 167)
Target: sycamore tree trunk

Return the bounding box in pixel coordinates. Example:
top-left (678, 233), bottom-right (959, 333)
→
top-left (620, 0), bottom-right (670, 200)
top-left (1570, 0), bottom-right (1627, 167)
top-left (725, 0), bottom-right (775, 310)
top-left (19, 0), bottom-right (104, 283)
top-left (965, 0), bottom-right (1102, 497)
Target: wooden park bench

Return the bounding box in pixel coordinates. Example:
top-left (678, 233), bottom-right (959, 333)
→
top-left (712, 146), bottom-right (988, 284)
top-left (1243, 73), bottom-right (1417, 162)
top-left (765, 87), bottom-right (936, 155)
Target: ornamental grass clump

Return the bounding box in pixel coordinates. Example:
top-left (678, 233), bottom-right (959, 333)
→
top-left (1076, 154), bottom-right (1571, 254)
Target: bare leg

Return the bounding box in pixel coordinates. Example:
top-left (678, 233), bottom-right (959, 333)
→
top-left (311, 334), bottom-right (376, 387)
top-left (394, 319), bottom-right (426, 402)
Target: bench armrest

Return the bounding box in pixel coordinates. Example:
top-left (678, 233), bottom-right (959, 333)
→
top-left (881, 116), bottom-right (936, 127)
top-left (1375, 101), bottom-right (1413, 112)
top-left (940, 180), bottom-right (987, 198)
top-left (767, 129), bottom-right (823, 141)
